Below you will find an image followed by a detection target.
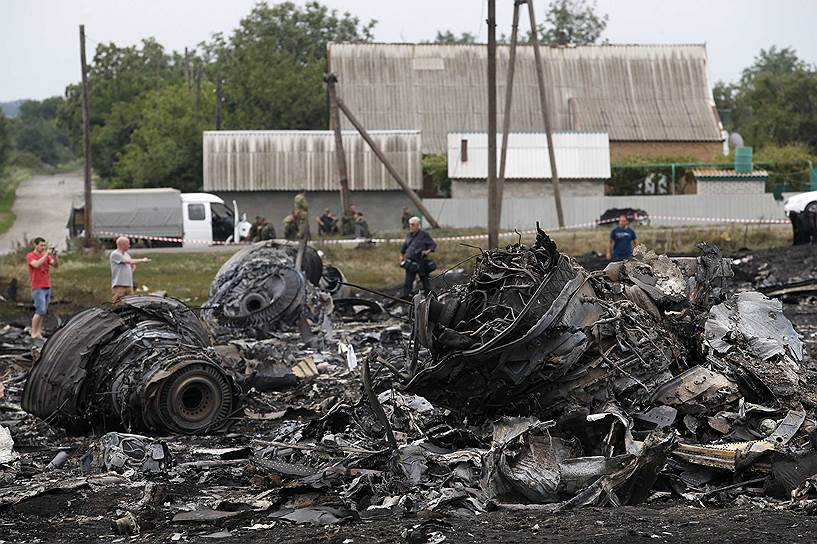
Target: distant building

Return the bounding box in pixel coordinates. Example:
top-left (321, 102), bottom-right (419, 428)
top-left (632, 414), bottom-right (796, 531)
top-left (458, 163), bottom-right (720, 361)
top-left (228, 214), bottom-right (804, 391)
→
top-left (447, 132), bottom-right (611, 199)
top-left (691, 168), bottom-right (769, 194)
top-left (202, 130), bottom-right (422, 231)
top-left (329, 43), bottom-right (723, 161)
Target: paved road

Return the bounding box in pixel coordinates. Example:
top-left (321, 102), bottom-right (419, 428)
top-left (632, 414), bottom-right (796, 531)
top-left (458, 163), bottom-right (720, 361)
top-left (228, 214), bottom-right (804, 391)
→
top-left (0, 171), bottom-right (84, 254)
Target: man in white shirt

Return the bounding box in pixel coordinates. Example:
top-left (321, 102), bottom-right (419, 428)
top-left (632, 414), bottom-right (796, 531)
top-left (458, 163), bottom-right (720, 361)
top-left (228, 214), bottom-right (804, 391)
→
top-left (110, 237), bottom-right (151, 303)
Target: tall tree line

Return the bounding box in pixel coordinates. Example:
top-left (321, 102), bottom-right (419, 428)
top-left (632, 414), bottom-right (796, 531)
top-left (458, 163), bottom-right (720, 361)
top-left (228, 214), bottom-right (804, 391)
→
top-left (57, 1), bottom-right (375, 192)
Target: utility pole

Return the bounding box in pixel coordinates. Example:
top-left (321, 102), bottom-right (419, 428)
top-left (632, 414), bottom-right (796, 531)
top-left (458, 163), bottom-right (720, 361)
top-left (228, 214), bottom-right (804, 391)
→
top-left (184, 47), bottom-right (191, 88)
top-left (497, 1), bottom-right (522, 232)
top-left (487, 0), bottom-right (499, 249)
top-left (194, 64), bottom-right (201, 119)
top-left (527, 0), bottom-right (565, 227)
top-left (79, 25), bottom-right (93, 247)
top-left (324, 73), bottom-right (351, 216)
top-left (215, 76), bottom-right (222, 130)
top-left (335, 97), bottom-right (440, 229)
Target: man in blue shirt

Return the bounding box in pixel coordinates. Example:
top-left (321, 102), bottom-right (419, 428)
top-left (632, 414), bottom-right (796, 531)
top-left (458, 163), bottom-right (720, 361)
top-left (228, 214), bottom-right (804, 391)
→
top-left (400, 217), bottom-right (437, 298)
top-left (606, 214), bottom-right (637, 260)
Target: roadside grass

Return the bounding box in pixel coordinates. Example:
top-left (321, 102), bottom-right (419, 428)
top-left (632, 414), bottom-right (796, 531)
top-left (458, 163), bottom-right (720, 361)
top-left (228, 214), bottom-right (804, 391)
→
top-left (0, 223), bottom-right (792, 310)
top-left (316, 223), bottom-right (792, 290)
top-left (0, 248), bottom-right (231, 308)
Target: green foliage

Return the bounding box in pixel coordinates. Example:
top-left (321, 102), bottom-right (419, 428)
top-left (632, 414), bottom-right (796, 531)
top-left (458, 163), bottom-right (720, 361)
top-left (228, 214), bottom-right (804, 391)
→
top-left (55, 2), bottom-right (376, 191)
top-left (422, 154), bottom-right (450, 196)
top-left (5, 97), bottom-right (74, 166)
top-left (609, 155), bottom-right (699, 196)
top-left (213, 1), bottom-right (375, 130)
top-left (110, 83), bottom-right (215, 192)
top-left (718, 47), bottom-right (817, 155)
top-left (751, 143), bottom-right (816, 192)
top-left (0, 112), bottom-right (10, 173)
top-left (428, 31), bottom-right (478, 44)
top-left (534, 0), bottom-right (608, 45)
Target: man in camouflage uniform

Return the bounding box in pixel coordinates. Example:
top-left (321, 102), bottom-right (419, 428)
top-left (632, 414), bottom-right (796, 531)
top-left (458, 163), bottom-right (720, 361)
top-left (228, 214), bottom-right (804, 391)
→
top-left (283, 213), bottom-right (298, 240)
top-left (294, 189), bottom-right (309, 240)
top-left (340, 205), bottom-right (357, 236)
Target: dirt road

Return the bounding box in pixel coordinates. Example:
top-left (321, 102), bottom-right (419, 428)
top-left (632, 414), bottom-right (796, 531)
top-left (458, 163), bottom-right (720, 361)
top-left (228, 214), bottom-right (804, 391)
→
top-left (0, 171), bottom-right (84, 254)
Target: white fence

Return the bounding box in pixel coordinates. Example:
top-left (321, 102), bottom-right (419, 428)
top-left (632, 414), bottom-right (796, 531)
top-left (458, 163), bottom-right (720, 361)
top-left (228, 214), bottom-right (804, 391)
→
top-left (423, 193), bottom-right (793, 230)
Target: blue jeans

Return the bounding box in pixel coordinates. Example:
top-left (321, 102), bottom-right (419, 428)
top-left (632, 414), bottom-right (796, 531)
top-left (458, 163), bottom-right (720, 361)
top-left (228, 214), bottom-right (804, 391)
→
top-left (32, 287), bottom-right (51, 315)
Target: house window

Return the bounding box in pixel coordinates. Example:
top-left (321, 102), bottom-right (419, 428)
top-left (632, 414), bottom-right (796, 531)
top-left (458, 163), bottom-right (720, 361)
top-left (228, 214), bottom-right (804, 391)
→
top-left (188, 203), bottom-right (206, 221)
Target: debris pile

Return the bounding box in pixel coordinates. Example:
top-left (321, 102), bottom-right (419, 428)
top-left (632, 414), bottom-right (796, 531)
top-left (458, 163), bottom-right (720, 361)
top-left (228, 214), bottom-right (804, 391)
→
top-left (3, 232), bottom-right (817, 540)
top-left (21, 295), bottom-right (241, 434)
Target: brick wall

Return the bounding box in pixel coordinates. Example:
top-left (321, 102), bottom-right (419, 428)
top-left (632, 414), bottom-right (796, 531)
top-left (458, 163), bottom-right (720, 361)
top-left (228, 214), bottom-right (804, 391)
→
top-left (611, 141), bottom-right (723, 162)
top-left (697, 180), bottom-right (766, 194)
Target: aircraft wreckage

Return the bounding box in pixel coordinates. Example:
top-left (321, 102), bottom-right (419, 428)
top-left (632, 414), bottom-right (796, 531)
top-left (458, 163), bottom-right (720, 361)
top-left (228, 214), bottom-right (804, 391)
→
top-left (265, 227), bottom-right (817, 510)
top-left (14, 228), bottom-right (817, 514)
top-left (22, 296), bottom-right (240, 434)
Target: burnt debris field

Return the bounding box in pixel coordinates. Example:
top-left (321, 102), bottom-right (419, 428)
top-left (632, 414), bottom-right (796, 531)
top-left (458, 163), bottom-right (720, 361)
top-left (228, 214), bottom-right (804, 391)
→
top-left (3, 236), bottom-right (817, 543)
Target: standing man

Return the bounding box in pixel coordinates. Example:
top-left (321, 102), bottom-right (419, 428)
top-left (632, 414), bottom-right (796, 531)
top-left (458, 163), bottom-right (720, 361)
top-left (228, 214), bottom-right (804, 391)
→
top-left (293, 189), bottom-right (310, 240)
top-left (606, 213), bottom-right (638, 261)
top-left (110, 237), bottom-right (151, 304)
top-left (26, 237), bottom-right (58, 339)
top-left (400, 217), bottom-right (437, 299)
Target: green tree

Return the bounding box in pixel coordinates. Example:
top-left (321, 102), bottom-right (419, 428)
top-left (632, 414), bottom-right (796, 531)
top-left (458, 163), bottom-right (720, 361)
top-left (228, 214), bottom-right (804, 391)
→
top-left (58, 38), bottom-right (182, 154)
top-left (739, 46), bottom-right (806, 88)
top-left (212, 1), bottom-right (375, 130)
top-left (0, 112), bottom-right (10, 173)
top-left (10, 97), bottom-right (75, 166)
top-left (428, 30), bottom-right (478, 44)
top-left (729, 48), bottom-right (817, 152)
top-left (112, 83), bottom-right (215, 192)
top-left (533, 0), bottom-right (608, 45)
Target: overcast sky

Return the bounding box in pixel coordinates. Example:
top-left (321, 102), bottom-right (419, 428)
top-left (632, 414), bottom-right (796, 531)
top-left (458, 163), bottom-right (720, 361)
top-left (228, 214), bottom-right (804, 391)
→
top-left (1, 0), bottom-right (816, 102)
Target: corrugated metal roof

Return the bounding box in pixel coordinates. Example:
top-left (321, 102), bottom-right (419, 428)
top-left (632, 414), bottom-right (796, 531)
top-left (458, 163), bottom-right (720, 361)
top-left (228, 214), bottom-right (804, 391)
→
top-left (203, 130), bottom-right (422, 192)
top-left (691, 168), bottom-right (769, 179)
top-left (448, 132), bottom-right (610, 179)
top-left (329, 43), bottom-right (723, 154)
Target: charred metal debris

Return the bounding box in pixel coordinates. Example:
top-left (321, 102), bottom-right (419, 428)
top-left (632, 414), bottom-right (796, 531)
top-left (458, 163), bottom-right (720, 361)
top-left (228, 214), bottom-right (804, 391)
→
top-left (4, 230), bottom-right (817, 538)
top-left (21, 296), bottom-right (241, 434)
top-left (203, 240), bottom-right (333, 339)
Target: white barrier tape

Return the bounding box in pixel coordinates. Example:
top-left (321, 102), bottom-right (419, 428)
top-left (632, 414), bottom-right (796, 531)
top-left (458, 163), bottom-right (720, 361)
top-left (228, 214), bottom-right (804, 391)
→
top-left (98, 231), bottom-right (235, 246)
top-left (102, 215), bottom-right (789, 249)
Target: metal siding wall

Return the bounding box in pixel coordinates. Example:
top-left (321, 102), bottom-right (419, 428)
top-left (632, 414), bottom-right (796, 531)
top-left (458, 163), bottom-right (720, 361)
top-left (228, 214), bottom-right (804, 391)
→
top-left (423, 194), bottom-right (787, 230)
top-left (331, 43), bottom-right (722, 154)
top-left (448, 132), bottom-right (611, 179)
top-left (203, 131), bottom-right (422, 192)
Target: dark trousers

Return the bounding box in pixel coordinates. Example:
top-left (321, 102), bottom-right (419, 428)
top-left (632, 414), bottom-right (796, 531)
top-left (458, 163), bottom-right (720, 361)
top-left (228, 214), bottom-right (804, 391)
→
top-left (403, 264), bottom-right (431, 298)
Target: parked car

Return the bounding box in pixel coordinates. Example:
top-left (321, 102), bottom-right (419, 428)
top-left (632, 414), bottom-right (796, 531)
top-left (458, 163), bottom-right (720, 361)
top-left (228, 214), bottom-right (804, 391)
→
top-left (597, 207), bottom-right (650, 227)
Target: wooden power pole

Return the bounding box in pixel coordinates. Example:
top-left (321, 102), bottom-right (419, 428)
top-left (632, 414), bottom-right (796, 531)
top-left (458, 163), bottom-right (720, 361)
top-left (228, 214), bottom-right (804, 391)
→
top-left (79, 25), bottom-right (93, 247)
top-left (215, 76), bottom-right (222, 130)
top-left (325, 73), bottom-right (351, 216)
top-left (487, 0), bottom-right (499, 249)
top-left (527, 1), bottom-right (565, 227)
top-left (335, 97), bottom-right (440, 229)
top-left (497, 0), bottom-right (522, 233)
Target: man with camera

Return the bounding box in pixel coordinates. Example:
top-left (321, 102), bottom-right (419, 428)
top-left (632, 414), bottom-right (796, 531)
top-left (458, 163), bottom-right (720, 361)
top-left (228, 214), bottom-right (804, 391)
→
top-left (400, 216), bottom-right (437, 299)
top-left (26, 237), bottom-right (59, 339)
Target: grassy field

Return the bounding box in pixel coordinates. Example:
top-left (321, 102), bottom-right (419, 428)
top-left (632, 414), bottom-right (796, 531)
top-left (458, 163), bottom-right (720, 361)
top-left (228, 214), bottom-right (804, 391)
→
top-left (0, 223), bottom-right (792, 311)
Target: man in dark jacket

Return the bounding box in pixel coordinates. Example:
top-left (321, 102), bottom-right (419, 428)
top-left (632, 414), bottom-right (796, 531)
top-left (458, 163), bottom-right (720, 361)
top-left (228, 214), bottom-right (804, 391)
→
top-left (400, 217), bottom-right (437, 298)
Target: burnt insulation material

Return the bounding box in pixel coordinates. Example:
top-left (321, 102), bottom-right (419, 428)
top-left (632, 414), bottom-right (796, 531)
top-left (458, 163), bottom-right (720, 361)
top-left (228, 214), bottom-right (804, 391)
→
top-left (22, 295), bottom-right (240, 435)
